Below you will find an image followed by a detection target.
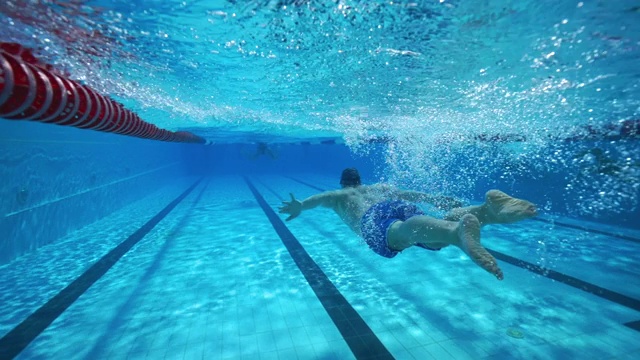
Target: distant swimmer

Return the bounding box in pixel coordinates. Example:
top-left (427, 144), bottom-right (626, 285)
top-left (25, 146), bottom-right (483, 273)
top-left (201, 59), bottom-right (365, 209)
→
top-left (279, 168), bottom-right (538, 280)
top-left (574, 148), bottom-right (622, 175)
top-left (242, 142), bottom-right (278, 160)
top-left (251, 142), bottom-right (278, 159)
top-left (573, 147), bottom-right (640, 185)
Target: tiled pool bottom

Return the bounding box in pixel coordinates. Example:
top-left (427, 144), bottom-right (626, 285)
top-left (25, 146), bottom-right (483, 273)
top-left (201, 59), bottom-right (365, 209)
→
top-left (1, 175), bottom-right (639, 359)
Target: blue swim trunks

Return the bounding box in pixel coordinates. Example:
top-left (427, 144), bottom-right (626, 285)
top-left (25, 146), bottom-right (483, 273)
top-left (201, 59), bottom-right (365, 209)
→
top-left (361, 200), bottom-right (438, 258)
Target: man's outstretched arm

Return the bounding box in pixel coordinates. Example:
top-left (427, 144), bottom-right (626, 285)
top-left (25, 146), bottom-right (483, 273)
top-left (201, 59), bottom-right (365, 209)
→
top-left (278, 191), bottom-right (338, 221)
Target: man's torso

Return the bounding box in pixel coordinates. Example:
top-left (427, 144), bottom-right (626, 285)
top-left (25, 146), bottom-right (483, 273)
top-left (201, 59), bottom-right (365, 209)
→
top-left (331, 184), bottom-right (399, 234)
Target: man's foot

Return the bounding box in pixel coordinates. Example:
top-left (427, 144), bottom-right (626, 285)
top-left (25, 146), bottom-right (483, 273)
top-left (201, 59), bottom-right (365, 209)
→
top-left (443, 190), bottom-right (537, 225)
top-left (457, 214), bottom-right (504, 280)
top-left (485, 190), bottom-right (537, 224)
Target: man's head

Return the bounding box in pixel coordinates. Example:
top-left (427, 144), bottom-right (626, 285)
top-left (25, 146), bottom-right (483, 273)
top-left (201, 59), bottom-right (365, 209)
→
top-left (340, 168), bottom-right (361, 188)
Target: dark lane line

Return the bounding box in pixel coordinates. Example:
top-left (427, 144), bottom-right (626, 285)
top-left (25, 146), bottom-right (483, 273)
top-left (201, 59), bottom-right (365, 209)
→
top-left (531, 217), bottom-right (640, 244)
top-left (0, 179), bottom-right (203, 359)
top-left (83, 179), bottom-right (211, 359)
top-left (624, 320), bottom-right (640, 332)
top-left (245, 177), bottom-right (394, 360)
top-left (487, 251), bottom-right (640, 312)
top-left (285, 176), bottom-right (325, 191)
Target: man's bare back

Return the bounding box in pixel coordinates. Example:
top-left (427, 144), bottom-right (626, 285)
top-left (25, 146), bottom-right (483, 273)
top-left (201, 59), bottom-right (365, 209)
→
top-left (316, 184), bottom-right (404, 235)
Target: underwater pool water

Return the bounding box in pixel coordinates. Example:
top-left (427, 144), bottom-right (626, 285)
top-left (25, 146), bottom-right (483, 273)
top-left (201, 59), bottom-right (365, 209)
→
top-left (1, 0), bottom-right (640, 359)
top-left (1, 175), bottom-right (639, 359)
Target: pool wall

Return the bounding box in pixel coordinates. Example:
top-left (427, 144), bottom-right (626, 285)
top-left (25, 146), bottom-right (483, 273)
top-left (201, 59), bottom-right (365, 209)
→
top-left (0, 122), bottom-right (192, 265)
top-left (185, 142), bottom-right (382, 178)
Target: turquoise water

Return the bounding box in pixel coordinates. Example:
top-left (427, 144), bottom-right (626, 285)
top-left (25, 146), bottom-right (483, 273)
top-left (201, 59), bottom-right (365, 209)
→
top-left (1, 175), bottom-right (639, 359)
top-left (1, 0), bottom-right (640, 359)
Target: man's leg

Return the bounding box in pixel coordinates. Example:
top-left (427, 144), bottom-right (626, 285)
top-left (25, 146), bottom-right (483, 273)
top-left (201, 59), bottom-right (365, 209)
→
top-left (444, 190), bottom-right (537, 226)
top-left (387, 214), bottom-right (503, 280)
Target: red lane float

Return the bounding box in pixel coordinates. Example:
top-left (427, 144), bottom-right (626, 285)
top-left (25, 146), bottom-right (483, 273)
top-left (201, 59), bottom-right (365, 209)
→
top-left (0, 42), bottom-right (206, 144)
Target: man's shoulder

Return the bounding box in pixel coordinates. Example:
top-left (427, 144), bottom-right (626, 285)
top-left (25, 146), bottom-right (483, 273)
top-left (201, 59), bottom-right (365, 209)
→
top-left (367, 183), bottom-right (395, 191)
top-left (344, 184), bottom-right (395, 196)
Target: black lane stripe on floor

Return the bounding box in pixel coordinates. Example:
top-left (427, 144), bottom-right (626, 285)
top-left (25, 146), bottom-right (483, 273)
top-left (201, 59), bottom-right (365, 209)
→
top-left (486, 249), bottom-right (640, 312)
top-left (531, 217), bottom-right (640, 244)
top-left (0, 179), bottom-right (202, 360)
top-left (285, 176), bottom-right (325, 191)
top-left (287, 177), bottom-right (640, 313)
top-left (254, 178), bottom-right (285, 202)
top-left (624, 320), bottom-right (640, 332)
top-left (244, 177), bottom-right (393, 360)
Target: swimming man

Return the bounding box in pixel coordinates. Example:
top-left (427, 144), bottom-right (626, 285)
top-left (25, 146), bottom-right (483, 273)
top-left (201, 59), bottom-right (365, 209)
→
top-left (278, 168), bottom-right (538, 280)
top-left (253, 142), bottom-right (278, 159)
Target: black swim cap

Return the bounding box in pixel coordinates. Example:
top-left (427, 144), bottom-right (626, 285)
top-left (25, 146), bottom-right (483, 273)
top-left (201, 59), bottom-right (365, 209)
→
top-left (340, 168), bottom-right (361, 187)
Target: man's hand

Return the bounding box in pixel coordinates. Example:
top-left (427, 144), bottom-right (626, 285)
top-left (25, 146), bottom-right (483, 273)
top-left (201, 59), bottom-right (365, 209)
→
top-left (278, 193), bottom-right (303, 221)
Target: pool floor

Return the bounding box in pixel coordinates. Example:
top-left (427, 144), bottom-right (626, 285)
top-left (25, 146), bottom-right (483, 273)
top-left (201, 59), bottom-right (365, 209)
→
top-left (1, 175), bottom-right (639, 359)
